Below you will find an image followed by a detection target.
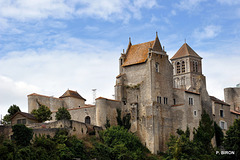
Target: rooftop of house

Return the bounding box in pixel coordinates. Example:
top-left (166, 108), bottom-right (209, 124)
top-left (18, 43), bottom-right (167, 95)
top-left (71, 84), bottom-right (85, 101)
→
top-left (59, 89), bottom-right (86, 101)
top-left (10, 111), bottom-right (37, 121)
top-left (210, 96), bottom-right (230, 106)
top-left (170, 43), bottom-right (202, 60)
top-left (122, 34), bottom-right (163, 67)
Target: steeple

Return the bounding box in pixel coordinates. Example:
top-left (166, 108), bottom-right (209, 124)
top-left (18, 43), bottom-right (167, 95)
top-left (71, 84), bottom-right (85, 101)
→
top-left (171, 43), bottom-right (202, 60)
top-left (152, 32), bottom-right (163, 52)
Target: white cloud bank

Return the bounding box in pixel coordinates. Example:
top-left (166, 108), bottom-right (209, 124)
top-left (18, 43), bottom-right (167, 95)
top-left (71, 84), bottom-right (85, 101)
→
top-left (0, 0), bottom-right (158, 22)
top-left (0, 37), bottom-right (120, 116)
top-left (193, 25), bottom-right (221, 40)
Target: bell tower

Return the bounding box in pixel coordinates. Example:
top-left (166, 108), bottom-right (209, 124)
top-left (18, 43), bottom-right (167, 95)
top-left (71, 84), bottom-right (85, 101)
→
top-left (170, 43), bottom-right (203, 92)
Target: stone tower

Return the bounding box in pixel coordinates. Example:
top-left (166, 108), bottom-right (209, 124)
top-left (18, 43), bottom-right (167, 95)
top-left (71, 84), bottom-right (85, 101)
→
top-left (115, 34), bottom-right (174, 153)
top-left (171, 43), bottom-right (213, 116)
top-left (170, 43), bottom-right (203, 92)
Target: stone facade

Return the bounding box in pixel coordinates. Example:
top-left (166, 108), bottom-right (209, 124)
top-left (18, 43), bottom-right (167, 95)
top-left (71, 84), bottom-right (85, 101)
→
top-left (27, 35), bottom-right (240, 154)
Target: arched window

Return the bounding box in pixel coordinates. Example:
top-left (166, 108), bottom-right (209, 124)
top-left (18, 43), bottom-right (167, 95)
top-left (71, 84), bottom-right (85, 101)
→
top-left (182, 61), bottom-right (185, 73)
top-left (177, 62), bottom-right (180, 74)
top-left (85, 116), bottom-right (91, 124)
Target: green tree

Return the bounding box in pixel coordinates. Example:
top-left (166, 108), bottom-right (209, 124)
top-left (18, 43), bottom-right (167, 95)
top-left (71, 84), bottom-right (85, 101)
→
top-left (214, 121), bottom-right (224, 147)
top-left (116, 109), bottom-right (131, 130)
top-left (2, 104), bottom-right (21, 124)
top-left (193, 110), bottom-right (215, 155)
top-left (94, 126), bottom-right (147, 160)
top-left (55, 107), bottom-right (71, 120)
top-left (223, 119), bottom-right (240, 160)
top-left (31, 104), bottom-right (52, 122)
top-left (12, 124), bottom-right (33, 146)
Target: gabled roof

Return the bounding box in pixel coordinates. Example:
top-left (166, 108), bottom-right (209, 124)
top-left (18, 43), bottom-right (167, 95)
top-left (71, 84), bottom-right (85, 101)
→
top-left (10, 112), bottom-right (37, 121)
top-left (171, 43), bottom-right (202, 60)
top-left (230, 110), bottom-right (240, 115)
top-left (122, 35), bottom-right (163, 67)
top-left (59, 89), bottom-right (86, 101)
top-left (210, 96), bottom-right (230, 106)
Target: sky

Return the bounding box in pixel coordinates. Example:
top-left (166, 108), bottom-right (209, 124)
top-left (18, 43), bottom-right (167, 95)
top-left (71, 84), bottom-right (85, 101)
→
top-left (1, 0), bottom-right (240, 117)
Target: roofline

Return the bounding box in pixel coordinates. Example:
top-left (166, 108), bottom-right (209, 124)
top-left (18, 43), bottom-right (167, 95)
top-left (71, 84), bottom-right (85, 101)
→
top-left (10, 111), bottom-right (37, 121)
top-left (95, 97), bottom-right (121, 102)
top-left (122, 60), bottom-right (147, 67)
top-left (28, 93), bottom-right (61, 100)
top-left (170, 55), bottom-right (203, 61)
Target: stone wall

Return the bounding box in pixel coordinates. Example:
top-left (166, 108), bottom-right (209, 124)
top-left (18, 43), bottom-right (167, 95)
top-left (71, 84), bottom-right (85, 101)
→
top-left (52, 106), bottom-right (96, 125)
top-left (224, 87), bottom-right (240, 111)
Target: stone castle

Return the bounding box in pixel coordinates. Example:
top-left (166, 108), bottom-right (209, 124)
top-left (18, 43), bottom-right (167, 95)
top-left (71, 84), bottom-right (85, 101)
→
top-left (27, 34), bottom-right (240, 154)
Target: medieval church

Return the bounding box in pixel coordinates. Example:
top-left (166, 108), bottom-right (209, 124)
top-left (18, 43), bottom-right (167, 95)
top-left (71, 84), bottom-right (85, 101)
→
top-left (27, 34), bottom-right (240, 154)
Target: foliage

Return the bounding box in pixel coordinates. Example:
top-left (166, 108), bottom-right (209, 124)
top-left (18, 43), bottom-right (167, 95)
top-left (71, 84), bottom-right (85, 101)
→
top-left (2, 104), bottom-right (21, 124)
top-left (12, 124), bottom-right (33, 146)
top-left (31, 104), bottom-right (52, 122)
top-left (104, 117), bottom-right (111, 129)
top-left (214, 121), bottom-right (224, 147)
top-left (165, 111), bottom-right (216, 160)
top-left (193, 110), bottom-right (215, 155)
top-left (92, 125), bottom-right (149, 160)
top-left (8, 104), bottom-right (21, 116)
top-left (55, 107), bottom-right (71, 120)
top-left (223, 119), bottom-right (240, 160)
top-left (116, 109), bottom-right (131, 130)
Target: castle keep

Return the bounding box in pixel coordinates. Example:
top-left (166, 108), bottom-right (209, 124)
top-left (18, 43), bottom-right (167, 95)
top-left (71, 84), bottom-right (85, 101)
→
top-left (27, 34), bottom-right (240, 154)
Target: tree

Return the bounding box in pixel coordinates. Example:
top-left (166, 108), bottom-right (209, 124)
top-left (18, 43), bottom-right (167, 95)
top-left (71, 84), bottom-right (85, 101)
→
top-left (55, 107), bottom-right (71, 120)
top-left (12, 124), bottom-right (33, 146)
top-left (193, 110), bottom-right (215, 155)
top-left (2, 104), bottom-right (21, 124)
top-left (116, 109), bottom-right (131, 130)
top-left (94, 126), bottom-right (147, 160)
top-left (165, 111), bottom-right (216, 160)
top-left (223, 119), bottom-right (240, 160)
top-left (31, 104), bottom-right (52, 122)
top-left (214, 122), bottom-right (224, 147)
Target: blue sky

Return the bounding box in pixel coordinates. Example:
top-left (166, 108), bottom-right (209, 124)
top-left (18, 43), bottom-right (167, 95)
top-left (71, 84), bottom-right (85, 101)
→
top-left (1, 0), bottom-right (240, 117)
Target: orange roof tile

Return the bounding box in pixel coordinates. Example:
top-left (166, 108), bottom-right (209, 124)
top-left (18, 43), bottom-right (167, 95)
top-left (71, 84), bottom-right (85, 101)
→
top-left (171, 43), bottom-right (202, 60)
top-left (59, 89), bottom-right (86, 101)
top-left (122, 35), bottom-right (163, 67)
top-left (122, 41), bottom-right (154, 66)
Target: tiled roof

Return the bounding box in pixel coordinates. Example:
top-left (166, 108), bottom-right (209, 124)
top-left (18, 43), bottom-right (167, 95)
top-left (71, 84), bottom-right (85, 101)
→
top-left (122, 35), bottom-right (163, 67)
top-left (59, 89), bottom-right (86, 101)
top-left (171, 43), bottom-right (202, 60)
top-left (10, 112), bottom-right (37, 121)
top-left (210, 96), bottom-right (230, 106)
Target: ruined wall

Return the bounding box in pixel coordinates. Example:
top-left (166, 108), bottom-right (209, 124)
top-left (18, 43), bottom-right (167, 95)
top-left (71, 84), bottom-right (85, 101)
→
top-left (28, 94), bottom-right (66, 113)
top-left (28, 120), bottom-right (102, 139)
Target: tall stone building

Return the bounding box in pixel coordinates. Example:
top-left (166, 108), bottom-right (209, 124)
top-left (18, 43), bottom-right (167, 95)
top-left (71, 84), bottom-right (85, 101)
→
top-left (27, 34), bottom-right (240, 154)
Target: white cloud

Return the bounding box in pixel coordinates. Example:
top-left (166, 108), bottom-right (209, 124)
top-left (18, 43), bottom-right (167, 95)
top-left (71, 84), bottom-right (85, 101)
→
top-left (175, 0), bottom-right (207, 11)
top-left (193, 25), bottom-right (221, 40)
top-left (0, 75), bottom-right (40, 116)
top-left (0, 0), bottom-right (158, 23)
top-left (0, 37), bottom-right (120, 116)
